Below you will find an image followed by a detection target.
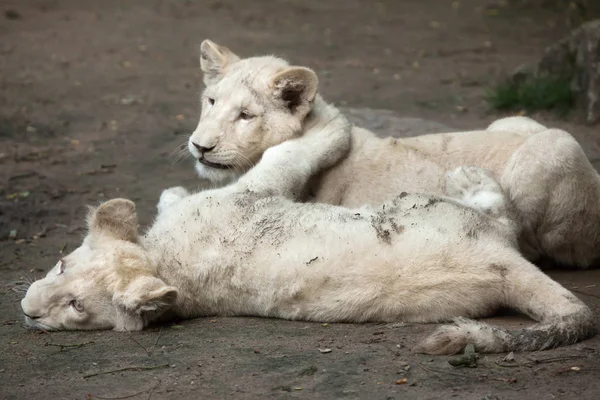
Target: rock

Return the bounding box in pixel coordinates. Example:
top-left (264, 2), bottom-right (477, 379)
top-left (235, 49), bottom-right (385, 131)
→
top-left (510, 64), bottom-right (535, 85)
top-left (340, 107), bottom-right (454, 138)
top-left (524, 19), bottom-right (600, 123)
top-left (448, 343), bottom-right (478, 368)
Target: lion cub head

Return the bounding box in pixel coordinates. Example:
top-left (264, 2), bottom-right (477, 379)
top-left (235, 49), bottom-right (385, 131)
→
top-left (188, 39), bottom-right (320, 183)
top-left (21, 199), bottom-right (177, 331)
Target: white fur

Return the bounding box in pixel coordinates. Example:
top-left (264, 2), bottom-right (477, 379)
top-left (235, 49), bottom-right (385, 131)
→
top-left (486, 116), bottom-right (547, 134)
top-left (157, 186), bottom-right (190, 214)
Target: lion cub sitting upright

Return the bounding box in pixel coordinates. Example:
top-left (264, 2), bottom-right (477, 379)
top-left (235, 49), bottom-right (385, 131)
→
top-left (187, 39), bottom-right (600, 269)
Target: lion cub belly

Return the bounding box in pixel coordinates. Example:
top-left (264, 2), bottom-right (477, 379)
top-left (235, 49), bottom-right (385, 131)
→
top-left (249, 194), bottom-right (510, 322)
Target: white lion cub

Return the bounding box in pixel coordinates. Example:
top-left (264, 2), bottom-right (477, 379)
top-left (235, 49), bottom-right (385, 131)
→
top-left (22, 114), bottom-right (594, 354)
top-left (188, 39), bottom-right (600, 269)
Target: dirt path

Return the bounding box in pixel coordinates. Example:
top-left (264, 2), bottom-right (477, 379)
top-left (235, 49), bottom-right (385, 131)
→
top-left (1, 1), bottom-right (600, 398)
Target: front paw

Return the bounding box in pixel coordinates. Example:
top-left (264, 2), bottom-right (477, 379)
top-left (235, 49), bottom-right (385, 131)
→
top-left (157, 186), bottom-right (190, 214)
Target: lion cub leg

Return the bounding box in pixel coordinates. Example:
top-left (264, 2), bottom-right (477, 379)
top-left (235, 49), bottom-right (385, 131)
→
top-left (415, 256), bottom-right (595, 354)
top-left (501, 129), bottom-right (600, 267)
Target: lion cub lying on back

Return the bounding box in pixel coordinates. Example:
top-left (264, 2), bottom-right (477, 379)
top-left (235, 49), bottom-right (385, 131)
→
top-left (187, 39), bottom-right (600, 268)
top-left (22, 116), bottom-right (594, 354)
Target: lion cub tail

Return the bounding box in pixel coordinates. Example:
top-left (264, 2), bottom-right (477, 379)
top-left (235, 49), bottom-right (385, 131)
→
top-left (414, 259), bottom-right (596, 355)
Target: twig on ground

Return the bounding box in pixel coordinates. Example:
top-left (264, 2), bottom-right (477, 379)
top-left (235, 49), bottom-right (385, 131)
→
top-left (128, 328), bottom-right (163, 355)
top-left (418, 362), bottom-right (472, 379)
top-left (495, 354), bottom-right (586, 368)
top-left (267, 345), bottom-right (283, 355)
top-left (554, 366), bottom-right (600, 375)
top-left (150, 328), bottom-right (163, 352)
top-left (417, 362), bottom-right (516, 383)
top-left (128, 334), bottom-right (150, 355)
top-left (83, 364), bottom-right (170, 379)
top-left (570, 288), bottom-right (600, 300)
top-left (146, 380), bottom-right (158, 400)
top-left (415, 362), bottom-right (461, 387)
top-left (85, 380), bottom-right (161, 399)
top-left (45, 341), bottom-right (95, 351)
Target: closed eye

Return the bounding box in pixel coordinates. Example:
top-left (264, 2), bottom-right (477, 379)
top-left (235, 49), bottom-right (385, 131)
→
top-left (239, 110), bottom-right (254, 120)
top-left (69, 299), bottom-right (84, 312)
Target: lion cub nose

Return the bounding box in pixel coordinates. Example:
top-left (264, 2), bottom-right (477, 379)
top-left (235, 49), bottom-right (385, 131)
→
top-left (192, 142), bottom-right (216, 155)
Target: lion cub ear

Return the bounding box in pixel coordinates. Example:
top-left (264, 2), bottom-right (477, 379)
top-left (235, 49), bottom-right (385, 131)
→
top-left (271, 67), bottom-right (319, 117)
top-left (115, 276), bottom-right (178, 314)
top-left (88, 198), bottom-right (138, 242)
top-left (200, 39), bottom-right (240, 85)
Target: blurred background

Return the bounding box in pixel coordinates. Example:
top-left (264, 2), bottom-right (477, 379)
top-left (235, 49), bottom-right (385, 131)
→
top-left (2, 2), bottom-right (600, 399)
top-left (2, 0), bottom-right (600, 142)
top-left (3, 0), bottom-right (599, 222)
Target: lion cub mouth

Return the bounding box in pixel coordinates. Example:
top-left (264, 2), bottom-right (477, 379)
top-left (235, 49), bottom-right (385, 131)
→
top-left (198, 158), bottom-right (232, 170)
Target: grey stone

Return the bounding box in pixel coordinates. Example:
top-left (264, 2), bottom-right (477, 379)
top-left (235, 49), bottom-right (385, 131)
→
top-left (524, 19), bottom-right (600, 123)
top-left (340, 107), bottom-right (454, 138)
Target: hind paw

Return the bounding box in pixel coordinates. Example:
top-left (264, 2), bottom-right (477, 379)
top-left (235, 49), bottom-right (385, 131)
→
top-left (446, 166), bottom-right (496, 198)
top-left (157, 186), bottom-right (190, 214)
top-left (413, 323), bottom-right (468, 355)
top-left (445, 166), bottom-right (506, 217)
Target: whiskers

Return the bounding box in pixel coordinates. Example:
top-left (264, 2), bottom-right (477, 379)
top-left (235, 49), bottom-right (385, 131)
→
top-left (229, 151), bottom-right (256, 176)
top-left (7, 274), bottom-right (34, 295)
top-left (10, 285), bottom-right (28, 295)
top-left (213, 143), bottom-right (257, 178)
top-left (169, 136), bottom-right (258, 182)
top-left (170, 133), bottom-right (193, 165)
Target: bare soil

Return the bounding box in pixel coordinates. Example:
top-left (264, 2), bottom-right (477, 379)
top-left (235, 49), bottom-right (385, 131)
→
top-left (1, 1), bottom-right (600, 399)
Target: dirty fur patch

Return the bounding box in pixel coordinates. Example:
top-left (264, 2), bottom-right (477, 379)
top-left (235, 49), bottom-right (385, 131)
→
top-left (369, 211), bottom-right (404, 245)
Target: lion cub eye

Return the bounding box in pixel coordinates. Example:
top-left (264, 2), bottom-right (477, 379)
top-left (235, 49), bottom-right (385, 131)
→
top-left (206, 97), bottom-right (215, 106)
top-left (239, 110), bottom-right (254, 121)
top-left (69, 299), bottom-right (84, 312)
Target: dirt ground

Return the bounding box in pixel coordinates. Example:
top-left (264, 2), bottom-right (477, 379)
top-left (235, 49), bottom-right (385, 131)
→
top-left (2, 0), bottom-right (600, 399)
